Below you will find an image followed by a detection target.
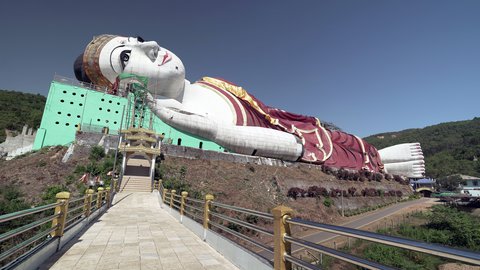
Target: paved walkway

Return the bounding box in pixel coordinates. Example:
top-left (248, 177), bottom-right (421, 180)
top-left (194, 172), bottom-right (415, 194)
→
top-left (48, 192), bottom-right (238, 270)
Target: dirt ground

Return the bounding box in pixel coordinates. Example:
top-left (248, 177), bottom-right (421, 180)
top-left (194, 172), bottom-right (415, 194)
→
top-left (160, 156), bottom-right (413, 226)
top-left (0, 145), bottom-right (91, 204)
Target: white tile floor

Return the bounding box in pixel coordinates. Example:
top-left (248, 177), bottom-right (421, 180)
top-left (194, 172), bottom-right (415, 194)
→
top-left (50, 193), bottom-right (238, 270)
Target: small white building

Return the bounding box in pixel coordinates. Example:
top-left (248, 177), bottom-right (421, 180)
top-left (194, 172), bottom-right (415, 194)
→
top-left (459, 175), bottom-right (480, 197)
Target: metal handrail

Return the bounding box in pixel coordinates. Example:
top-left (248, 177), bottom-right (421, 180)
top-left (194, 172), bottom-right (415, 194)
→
top-left (284, 235), bottom-right (395, 270)
top-left (65, 212), bottom-right (85, 226)
top-left (0, 226), bottom-right (57, 262)
top-left (211, 201), bottom-right (273, 220)
top-left (0, 202), bottom-right (61, 223)
top-left (284, 254), bottom-right (321, 270)
top-left (185, 203), bottom-right (203, 213)
top-left (0, 213), bottom-right (60, 243)
top-left (68, 196), bottom-right (87, 205)
top-left (171, 203), bottom-right (181, 211)
top-left (64, 215), bottom-right (86, 232)
top-left (286, 217), bottom-right (480, 265)
top-left (67, 204), bottom-right (85, 214)
top-left (209, 220), bottom-right (274, 254)
top-left (185, 197), bottom-right (204, 204)
top-left (183, 209), bottom-right (203, 221)
top-left (210, 211), bottom-right (273, 237)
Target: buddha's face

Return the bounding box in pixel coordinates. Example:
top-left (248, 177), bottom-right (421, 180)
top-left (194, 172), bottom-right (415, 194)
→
top-left (78, 35), bottom-right (186, 98)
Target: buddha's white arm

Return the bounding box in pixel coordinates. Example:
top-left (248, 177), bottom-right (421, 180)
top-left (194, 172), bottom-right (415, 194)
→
top-left (154, 107), bottom-right (303, 161)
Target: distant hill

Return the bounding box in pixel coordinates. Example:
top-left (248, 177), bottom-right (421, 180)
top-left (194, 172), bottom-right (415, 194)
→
top-left (364, 118), bottom-right (480, 178)
top-left (0, 90), bottom-right (46, 143)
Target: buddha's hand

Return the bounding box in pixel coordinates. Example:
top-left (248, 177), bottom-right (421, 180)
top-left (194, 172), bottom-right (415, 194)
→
top-left (155, 107), bottom-right (219, 140)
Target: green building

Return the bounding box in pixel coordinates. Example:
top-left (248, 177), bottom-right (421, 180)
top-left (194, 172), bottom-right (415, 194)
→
top-left (33, 76), bottom-right (224, 152)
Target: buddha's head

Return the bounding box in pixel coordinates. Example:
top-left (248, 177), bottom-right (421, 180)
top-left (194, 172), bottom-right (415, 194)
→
top-left (74, 34), bottom-right (185, 98)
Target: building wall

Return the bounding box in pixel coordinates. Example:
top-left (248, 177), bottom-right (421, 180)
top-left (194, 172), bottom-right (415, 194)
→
top-left (33, 81), bottom-right (225, 152)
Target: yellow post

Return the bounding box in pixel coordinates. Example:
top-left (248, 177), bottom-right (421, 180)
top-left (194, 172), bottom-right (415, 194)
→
top-left (84, 189), bottom-right (94, 217)
top-left (105, 187), bottom-right (111, 208)
top-left (97, 187), bottom-right (104, 209)
top-left (113, 179), bottom-right (118, 192)
top-left (180, 191), bottom-right (188, 222)
top-left (51, 192), bottom-right (70, 237)
top-left (203, 194), bottom-right (214, 240)
top-left (162, 188), bottom-right (168, 205)
top-left (170, 190), bottom-right (177, 209)
top-left (272, 206), bottom-right (293, 270)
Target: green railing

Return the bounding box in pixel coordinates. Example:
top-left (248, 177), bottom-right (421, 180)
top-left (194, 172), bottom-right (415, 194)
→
top-left (0, 187), bottom-right (113, 268)
top-left (156, 180), bottom-right (480, 270)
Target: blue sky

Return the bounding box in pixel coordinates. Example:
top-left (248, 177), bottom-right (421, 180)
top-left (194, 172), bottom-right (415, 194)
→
top-left (0, 0), bottom-right (478, 137)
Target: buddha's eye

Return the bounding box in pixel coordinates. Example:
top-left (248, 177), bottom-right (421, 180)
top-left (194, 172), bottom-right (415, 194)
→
top-left (120, 50), bottom-right (131, 69)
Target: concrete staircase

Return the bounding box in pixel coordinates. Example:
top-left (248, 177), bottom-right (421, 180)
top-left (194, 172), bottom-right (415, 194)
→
top-left (120, 175), bottom-right (152, 192)
top-left (120, 156), bottom-right (152, 193)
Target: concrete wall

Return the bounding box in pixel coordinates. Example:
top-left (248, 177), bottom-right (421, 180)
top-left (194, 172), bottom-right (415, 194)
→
top-left (162, 144), bottom-right (326, 171)
top-left (0, 125), bottom-right (36, 159)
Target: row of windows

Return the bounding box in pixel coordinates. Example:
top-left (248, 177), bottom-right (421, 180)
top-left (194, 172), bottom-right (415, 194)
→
top-left (100, 98), bottom-right (121, 105)
top-left (60, 100), bottom-right (83, 106)
top-left (95, 119), bottom-right (118, 124)
top-left (54, 120), bottom-right (118, 125)
top-left (62, 90), bottom-right (85, 97)
top-left (60, 91), bottom-right (123, 106)
top-left (98, 108), bottom-right (120, 113)
top-left (58, 112), bottom-right (81, 118)
top-left (54, 121), bottom-right (79, 128)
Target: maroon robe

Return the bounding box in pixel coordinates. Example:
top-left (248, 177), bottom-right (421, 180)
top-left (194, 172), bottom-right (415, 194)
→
top-left (196, 77), bottom-right (384, 172)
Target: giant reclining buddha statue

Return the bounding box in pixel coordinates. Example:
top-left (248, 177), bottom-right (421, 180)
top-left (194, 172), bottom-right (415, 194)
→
top-left (74, 34), bottom-right (425, 178)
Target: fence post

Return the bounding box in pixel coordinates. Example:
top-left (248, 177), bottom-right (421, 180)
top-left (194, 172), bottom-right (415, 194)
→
top-left (203, 194), bottom-right (214, 240)
top-left (170, 190), bottom-right (177, 210)
top-left (84, 189), bottom-right (94, 217)
top-left (105, 187), bottom-right (111, 208)
top-left (51, 192), bottom-right (71, 237)
top-left (97, 187), bottom-right (104, 210)
top-left (162, 188), bottom-right (168, 205)
top-left (113, 179), bottom-right (118, 193)
top-left (272, 205), bottom-right (293, 270)
top-left (181, 191), bottom-right (188, 223)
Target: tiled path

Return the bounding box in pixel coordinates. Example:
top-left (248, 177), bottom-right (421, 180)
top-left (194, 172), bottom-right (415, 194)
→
top-left (48, 192), bottom-right (238, 270)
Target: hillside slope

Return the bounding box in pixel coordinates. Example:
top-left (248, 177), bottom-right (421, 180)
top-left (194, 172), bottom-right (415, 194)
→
top-left (364, 117), bottom-right (480, 178)
top-left (0, 90), bottom-right (46, 143)
top-left (159, 156), bottom-right (412, 225)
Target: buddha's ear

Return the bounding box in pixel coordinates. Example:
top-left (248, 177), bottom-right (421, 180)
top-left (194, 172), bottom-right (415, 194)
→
top-left (73, 53), bottom-right (91, 83)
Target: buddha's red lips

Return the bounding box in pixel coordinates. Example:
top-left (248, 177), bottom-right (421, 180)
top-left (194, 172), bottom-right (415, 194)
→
top-left (159, 51), bottom-right (171, 66)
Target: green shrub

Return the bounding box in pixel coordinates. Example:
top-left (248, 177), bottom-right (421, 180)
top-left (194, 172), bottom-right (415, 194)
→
top-left (42, 185), bottom-right (68, 204)
top-left (323, 197), bottom-right (333, 207)
top-left (89, 146), bottom-right (105, 161)
top-left (364, 244), bottom-right (441, 270)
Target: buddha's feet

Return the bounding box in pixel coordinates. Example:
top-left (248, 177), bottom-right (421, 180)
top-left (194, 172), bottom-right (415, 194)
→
top-left (378, 143), bottom-right (425, 178)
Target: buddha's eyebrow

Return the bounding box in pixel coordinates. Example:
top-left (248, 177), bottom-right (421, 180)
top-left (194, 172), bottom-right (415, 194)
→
top-left (137, 36), bottom-right (145, 43)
